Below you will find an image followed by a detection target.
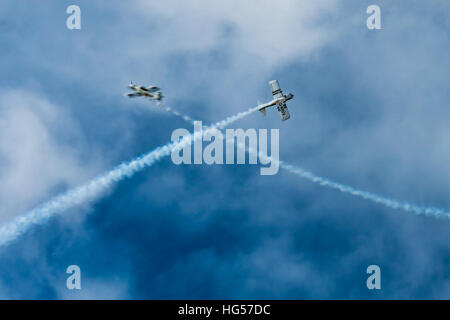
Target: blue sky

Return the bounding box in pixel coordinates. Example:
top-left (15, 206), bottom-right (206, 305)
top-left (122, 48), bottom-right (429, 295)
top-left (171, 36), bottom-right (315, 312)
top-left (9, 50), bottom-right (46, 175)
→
top-left (0, 0), bottom-right (449, 299)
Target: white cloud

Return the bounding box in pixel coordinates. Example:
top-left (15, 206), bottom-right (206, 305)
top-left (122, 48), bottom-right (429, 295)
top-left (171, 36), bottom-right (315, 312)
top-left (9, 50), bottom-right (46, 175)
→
top-left (134, 0), bottom-right (339, 67)
top-left (0, 89), bottom-right (102, 223)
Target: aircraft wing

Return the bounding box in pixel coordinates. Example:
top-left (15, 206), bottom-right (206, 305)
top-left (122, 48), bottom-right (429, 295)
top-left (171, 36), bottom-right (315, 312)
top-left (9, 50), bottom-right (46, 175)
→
top-left (146, 86), bottom-right (160, 93)
top-left (277, 101), bottom-right (290, 121)
top-left (126, 93), bottom-right (140, 98)
top-left (269, 80), bottom-right (283, 99)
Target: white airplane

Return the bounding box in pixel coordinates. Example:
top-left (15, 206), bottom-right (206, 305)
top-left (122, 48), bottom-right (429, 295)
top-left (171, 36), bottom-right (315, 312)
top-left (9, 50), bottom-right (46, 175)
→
top-left (258, 80), bottom-right (294, 121)
top-left (125, 82), bottom-right (163, 100)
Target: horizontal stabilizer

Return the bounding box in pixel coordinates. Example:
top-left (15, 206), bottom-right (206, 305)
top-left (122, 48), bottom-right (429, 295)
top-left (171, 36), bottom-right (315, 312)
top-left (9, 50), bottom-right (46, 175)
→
top-left (257, 100), bottom-right (266, 116)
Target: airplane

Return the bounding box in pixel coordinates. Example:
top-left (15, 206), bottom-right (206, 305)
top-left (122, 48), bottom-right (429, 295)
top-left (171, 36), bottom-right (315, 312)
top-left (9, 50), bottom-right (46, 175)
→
top-left (125, 82), bottom-right (163, 100)
top-left (257, 80), bottom-right (294, 121)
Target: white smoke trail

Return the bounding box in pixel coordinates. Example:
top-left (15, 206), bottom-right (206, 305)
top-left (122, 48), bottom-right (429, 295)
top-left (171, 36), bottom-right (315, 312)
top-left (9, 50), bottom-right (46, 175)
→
top-left (257, 151), bottom-right (450, 219)
top-left (155, 101), bottom-right (195, 123)
top-left (280, 162), bottom-right (450, 218)
top-left (155, 101), bottom-right (450, 219)
top-left (1, 101), bottom-right (448, 248)
top-left (0, 106), bottom-right (259, 247)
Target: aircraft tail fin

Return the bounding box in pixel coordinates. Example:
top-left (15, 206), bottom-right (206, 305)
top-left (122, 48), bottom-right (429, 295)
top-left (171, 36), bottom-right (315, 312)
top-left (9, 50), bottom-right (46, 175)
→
top-left (258, 101), bottom-right (266, 116)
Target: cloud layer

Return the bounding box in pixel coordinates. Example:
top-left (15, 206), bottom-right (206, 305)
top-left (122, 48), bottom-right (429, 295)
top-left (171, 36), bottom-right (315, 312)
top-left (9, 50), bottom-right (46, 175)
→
top-left (0, 0), bottom-right (448, 299)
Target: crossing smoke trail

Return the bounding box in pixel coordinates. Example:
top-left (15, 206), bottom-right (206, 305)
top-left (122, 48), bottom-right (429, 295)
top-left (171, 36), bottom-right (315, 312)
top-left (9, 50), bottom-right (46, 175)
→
top-left (0, 106), bottom-right (259, 247)
top-left (1, 102), bottom-right (448, 247)
top-left (154, 101), bottom-right (450, 219)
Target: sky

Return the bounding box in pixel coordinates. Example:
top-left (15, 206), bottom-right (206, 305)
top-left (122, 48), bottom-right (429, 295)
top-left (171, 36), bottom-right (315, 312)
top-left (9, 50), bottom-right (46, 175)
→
top-left (0, 0), bottom-right (449, 299)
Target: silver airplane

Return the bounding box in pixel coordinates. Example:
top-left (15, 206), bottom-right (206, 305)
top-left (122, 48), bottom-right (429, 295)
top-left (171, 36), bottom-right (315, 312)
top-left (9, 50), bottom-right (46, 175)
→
top-left (258, 80), bottom-right (294, 121)
top-left (125, 82), bottom-right (163, 100)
